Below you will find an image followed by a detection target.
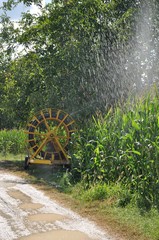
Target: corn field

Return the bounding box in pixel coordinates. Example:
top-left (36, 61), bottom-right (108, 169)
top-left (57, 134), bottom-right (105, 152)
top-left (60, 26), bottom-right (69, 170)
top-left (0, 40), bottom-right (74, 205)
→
top-left (0, 129), bottom-right (27, 156)
top-left (71, 90), bottom-right (159, 211)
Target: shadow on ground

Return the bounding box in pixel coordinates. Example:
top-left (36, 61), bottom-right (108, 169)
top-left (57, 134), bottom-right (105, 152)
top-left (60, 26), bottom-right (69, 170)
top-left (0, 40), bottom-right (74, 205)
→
top-left (0, 160), bottom-right (24, 171)
top-left (0, 159), bottom-right (69, 190)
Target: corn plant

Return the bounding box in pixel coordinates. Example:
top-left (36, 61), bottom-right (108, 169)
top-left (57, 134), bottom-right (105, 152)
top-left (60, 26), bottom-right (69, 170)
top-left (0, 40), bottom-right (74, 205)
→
top-left (71, 89), bottom-right (159, 211)
top-left (0, 129), bottom-right (27, 156)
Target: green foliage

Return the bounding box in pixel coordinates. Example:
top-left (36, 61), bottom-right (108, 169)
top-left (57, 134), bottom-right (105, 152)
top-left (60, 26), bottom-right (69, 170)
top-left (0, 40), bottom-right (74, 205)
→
top-left (1, 0), bottom-right (42, 10)
top-left (0, 129), bottom-right (27, 155)
top-left (71, 181), bottom-right (132, 207)
top-left (58, 170), bottom-right (73, 193)
top-left (70, 89), bottom-right (159, 211)
top-left (1, 0), bottom-right (159, 214)
top-left (82, 184), bottom-right (108, 201)
top-left (0, 0), bottom-right (139, 128)
top-left (105, 205), bottom-right (159, 240)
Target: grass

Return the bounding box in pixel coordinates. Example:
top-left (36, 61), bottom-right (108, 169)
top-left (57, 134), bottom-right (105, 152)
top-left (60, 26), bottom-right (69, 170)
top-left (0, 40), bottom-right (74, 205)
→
top-left (70, 182), bottom-right (159, 240)
top-left (0, 153), bottom-right (25, 161)
top-left (0, 156), bottom-right (158, 240)
top-left (106, 205), bottom-right (159, 240)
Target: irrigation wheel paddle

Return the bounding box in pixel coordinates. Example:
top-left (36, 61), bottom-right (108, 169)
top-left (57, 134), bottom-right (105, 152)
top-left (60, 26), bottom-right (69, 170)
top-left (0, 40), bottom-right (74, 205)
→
top-left (24, 108), bottom-right (76, 169)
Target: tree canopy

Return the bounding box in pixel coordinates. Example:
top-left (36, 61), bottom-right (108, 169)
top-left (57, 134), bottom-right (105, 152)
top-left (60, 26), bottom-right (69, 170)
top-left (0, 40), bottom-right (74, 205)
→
top-left (1, 0), bottom-right (159, 128)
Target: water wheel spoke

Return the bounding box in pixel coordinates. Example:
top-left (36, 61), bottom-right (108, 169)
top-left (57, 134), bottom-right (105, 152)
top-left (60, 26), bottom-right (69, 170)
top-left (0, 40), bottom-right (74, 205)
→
top-left (30, 131), bottom-right (47, 136)
top-left (41, 111), bottom-right (50, 132)
top-left (26, 108), bottom-right (76, 161)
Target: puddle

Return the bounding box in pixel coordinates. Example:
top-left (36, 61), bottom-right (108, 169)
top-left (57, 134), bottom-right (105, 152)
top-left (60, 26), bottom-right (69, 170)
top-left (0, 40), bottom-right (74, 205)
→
top-left (8, 190), bottom-right (30, 201)
top-left (20, 203), bottom-right (43, 210)
top-left (19, 229), bottom-right (92, 240)
top-left (28, 213), bottom-right (66, 222)
top-left (0, 173), bottom-right (110, 240)
top-left (8, 189), bottom-right (44, 211)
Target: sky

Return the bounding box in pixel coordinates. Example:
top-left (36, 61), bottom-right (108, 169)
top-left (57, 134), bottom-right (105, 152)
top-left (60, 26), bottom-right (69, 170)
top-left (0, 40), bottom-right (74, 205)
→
top-left (0, 0), bottom-right (51, 20)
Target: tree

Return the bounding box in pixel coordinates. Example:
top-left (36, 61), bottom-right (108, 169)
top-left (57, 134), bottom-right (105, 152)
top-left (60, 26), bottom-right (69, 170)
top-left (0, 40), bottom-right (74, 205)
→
top-left (1, 0), bottom-right (42, 10)
top-left (1, 0), bottom-right (148, 128)
top-left (0, 13), bottom-right (18, 128)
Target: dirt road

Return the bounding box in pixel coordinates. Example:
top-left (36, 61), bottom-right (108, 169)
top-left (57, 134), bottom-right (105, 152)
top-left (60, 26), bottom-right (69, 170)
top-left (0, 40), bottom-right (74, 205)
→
top-left (0, 172), bottom-right (115, 240)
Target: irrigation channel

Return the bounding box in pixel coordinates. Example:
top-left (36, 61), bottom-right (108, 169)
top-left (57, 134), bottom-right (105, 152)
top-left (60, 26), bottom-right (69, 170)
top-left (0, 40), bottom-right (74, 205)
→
top-left (0, 171), bottom-right (117, 240)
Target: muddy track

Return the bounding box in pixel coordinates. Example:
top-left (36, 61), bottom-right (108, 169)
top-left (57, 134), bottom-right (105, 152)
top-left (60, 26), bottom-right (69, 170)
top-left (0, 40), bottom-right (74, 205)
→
top-left (0, 171), bottom-right (115, 240)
